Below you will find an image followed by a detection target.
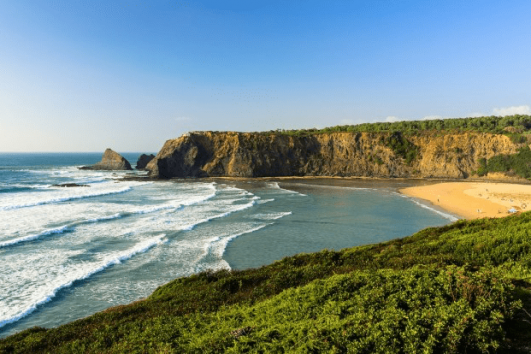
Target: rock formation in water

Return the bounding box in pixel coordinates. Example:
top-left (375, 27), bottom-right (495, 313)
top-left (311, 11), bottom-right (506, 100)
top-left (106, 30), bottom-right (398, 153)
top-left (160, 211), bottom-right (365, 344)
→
top-left (79, 149), bottom-right (132, 171)
top-left (136, 154), bottom-right (156, 170)
top-left (145, 131), bottom-right (522, 179)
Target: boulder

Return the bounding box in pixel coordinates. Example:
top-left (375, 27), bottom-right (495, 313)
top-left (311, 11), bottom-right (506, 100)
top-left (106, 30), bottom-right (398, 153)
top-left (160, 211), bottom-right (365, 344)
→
top-left (136, 154), bottom-right (156, 170)
top-left (79, 149), bottom-right (132, 171)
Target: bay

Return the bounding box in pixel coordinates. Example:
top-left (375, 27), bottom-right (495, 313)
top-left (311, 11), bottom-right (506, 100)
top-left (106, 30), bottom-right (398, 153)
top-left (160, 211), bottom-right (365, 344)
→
top-left (0, 153), bottom-right (456, 338)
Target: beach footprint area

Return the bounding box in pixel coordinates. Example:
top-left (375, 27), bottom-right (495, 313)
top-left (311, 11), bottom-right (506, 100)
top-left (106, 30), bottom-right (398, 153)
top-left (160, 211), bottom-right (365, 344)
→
top-left (0, 154), bottom-right (454, 338)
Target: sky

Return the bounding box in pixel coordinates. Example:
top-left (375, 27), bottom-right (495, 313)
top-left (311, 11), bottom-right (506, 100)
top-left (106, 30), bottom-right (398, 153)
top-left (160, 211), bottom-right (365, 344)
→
top-left (1, 0), bottom-right (531, 152)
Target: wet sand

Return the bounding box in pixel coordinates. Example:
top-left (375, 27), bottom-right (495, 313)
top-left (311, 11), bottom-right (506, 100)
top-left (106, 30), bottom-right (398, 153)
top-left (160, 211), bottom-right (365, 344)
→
top-left (400, 182), bottom-right (531, 219)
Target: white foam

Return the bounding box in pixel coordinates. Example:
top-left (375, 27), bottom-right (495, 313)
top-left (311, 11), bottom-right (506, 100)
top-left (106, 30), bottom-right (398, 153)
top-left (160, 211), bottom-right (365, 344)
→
top-left (0, 202), bottom-right (129, 244)
top-left (220, 185), bottom-right (255, 196)
top-left (25, 169), bottom-right (54, 174)
top-left (399, 195), bottom-right (459, 222)
top-left (0, 225), bottom-right (71, 248)
top-left (285, 182), bottom-right (372, 191)
top-left (132, 204), bottom-right (175, 214)
top-left (0, 183), bottom-right (51, 190)
top-left (180, 197), bottom-right (259, 231)
top-left (0, 234), bottom-right (166, 329)
top-left (192, 223), bottom-right (272, 273)
top-left (0, 182), bottom-right (144, 211)
top-left (0, 183), bottom-right (220, 250)
top-left (251, 211), bottom-right (292, 220)
top-left (86, 213), bottom-right (122, 223)
top-left (213, 223), bottom-right (271, 258)
top-left (0, 182), bottom-right (222, 250)
top-left (0, 181), bottom-right (264, 329)
top-left (25, 167), bottom-right (97, 177)
top-left (267, 182), bottom-right (307, 196)
top-left (132, 187), bottom-right (217, 215)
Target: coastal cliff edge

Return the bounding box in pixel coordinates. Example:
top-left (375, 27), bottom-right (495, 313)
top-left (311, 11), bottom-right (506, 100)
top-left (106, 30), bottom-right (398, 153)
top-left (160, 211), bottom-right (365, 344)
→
top-left (146, 131), bottom-right (521, 179)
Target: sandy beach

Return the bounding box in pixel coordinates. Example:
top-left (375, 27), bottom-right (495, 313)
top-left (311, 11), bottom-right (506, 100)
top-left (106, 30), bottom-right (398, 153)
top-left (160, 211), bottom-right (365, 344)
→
top-left (400, 182), bottom-right (531, 220)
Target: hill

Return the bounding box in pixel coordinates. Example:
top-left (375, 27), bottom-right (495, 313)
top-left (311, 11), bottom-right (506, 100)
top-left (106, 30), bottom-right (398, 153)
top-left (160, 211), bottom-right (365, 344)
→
top-left (2, 212), bottom-right (531, 353)
top-left (146, 115), bottom-right (531, 180)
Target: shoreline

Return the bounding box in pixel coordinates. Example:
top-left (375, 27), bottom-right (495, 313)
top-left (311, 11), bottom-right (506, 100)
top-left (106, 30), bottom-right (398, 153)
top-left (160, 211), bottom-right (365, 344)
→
top-left (124, 173), bottom-right (531, 185)
top-left (400, 182), bottom-right (531, 220)
top-left (123, 174), bottom-right (531, 220)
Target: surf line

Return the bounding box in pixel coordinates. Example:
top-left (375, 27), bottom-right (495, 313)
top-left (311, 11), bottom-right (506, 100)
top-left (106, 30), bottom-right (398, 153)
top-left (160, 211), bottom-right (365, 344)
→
top-left (0, 185), bottom-right (134, 211)
top-left (267, 182), bottom-right (307, 196)
top-left (397, 194), bottom-right (459, 222)
top-left (192, 223), bottom-right (273, 273)
top-left (180, 197), bottom-right (260, 231)
top-left (0, 187), bottom-right (218, 249)
top-left (0, 234), bottom-right (167, 329)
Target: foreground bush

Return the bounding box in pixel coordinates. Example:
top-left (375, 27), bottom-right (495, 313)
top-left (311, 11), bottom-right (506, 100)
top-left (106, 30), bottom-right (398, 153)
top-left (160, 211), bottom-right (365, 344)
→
top-left (107, 266), bottom-right (519, 353)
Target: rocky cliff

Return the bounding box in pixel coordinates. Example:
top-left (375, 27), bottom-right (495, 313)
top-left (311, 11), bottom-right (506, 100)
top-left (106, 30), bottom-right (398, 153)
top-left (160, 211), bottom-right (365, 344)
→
top-left (136, 154), bottom-right (155, 170)
top-left (80, 148), bottom-right (132, 171)
top-left (146, 131), bottom-right (521, 179)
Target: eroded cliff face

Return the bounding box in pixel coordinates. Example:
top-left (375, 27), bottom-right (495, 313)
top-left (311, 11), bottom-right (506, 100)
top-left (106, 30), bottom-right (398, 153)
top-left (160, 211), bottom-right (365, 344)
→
top-left (411, 134), bottom-right (519, 178)
top-left (146, 131), bottom-right (520, 179)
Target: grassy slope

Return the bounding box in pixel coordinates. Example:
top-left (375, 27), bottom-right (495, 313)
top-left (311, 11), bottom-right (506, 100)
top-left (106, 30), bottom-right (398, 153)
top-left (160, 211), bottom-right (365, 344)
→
top-left (2, 212), bottom-right (531, 353)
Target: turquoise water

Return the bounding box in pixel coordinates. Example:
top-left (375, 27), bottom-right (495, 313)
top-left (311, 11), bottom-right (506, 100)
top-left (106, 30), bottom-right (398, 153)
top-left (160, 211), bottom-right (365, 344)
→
top-left (0, 153), bottom-right (457, 338)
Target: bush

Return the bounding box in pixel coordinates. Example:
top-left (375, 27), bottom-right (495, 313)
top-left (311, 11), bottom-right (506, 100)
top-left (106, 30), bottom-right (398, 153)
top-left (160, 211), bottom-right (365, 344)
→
top-left (384, 131), bottom-right (419, 165)
top-left (481, 146), bottom-right (531, 179)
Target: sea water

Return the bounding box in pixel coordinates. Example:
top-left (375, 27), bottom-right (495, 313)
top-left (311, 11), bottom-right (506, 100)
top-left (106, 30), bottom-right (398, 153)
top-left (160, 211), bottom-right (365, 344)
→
top-left (0, 153), bottom-right (458, 338)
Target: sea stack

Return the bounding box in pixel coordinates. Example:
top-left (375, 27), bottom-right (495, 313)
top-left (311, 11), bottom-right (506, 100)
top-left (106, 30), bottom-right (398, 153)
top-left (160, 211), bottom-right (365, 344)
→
top-left (79, 148), bottom-right (132, 171)
top-left (136, 154), bottom-right (156, 170)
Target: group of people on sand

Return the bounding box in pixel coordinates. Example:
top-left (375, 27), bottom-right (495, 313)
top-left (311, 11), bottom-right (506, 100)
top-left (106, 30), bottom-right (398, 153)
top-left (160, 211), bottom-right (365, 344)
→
top-left (401, 182), bottom-right (531, 220)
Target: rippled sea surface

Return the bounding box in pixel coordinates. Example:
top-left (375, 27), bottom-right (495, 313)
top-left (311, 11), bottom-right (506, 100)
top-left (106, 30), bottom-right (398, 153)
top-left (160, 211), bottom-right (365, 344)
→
top-left (0, 153), bottom-right (457, 337)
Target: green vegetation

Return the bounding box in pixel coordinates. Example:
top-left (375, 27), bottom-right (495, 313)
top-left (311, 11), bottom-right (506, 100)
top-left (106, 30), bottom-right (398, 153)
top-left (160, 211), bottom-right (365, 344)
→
top-left (2, 213), bottom-right (531, 353)
top-left (268, 115), bottom-right (531, 137)
top-left (263, 115), bottom-right (531, 169)
top-left (476, 146), bottom-right (531, 179)
top-left (384, 131), bottom-right (419, 165)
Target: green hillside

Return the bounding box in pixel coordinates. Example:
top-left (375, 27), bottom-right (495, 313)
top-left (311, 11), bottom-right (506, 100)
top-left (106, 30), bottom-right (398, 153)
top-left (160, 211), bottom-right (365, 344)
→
top-left (2, 211), bottom-right (531, 353)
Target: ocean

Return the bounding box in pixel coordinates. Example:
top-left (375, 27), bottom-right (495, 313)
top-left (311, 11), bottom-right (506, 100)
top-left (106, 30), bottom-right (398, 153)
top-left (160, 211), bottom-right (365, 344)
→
top-left (0, 153), bottom-right (458, 338)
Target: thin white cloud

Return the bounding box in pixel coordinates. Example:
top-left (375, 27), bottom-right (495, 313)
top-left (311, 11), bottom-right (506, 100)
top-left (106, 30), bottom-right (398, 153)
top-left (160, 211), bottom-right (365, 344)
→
top-left (175, 116), bottom-right (191, 121)
top-left (466, 112), bottom-right (485, 118)
top-left (385, 116), bottom-right (399, 122)
top-left (342, 106), bottom-right (530, 129)
top-left (492, 105), bottom-right (531, 116)
top-left (422, 115), bottom-right (442, 121)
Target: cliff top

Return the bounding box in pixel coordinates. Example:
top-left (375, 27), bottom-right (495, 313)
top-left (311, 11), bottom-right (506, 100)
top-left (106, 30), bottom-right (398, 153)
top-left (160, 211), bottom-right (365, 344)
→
top-left (186, 115), bottom-right (531, 142)
top-left (268, 114), bottom-right (531, 138)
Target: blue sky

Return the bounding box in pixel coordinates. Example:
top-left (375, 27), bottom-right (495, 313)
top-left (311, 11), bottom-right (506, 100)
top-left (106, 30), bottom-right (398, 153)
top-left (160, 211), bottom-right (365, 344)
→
top-left (1, 0), bottom-right (531, 152)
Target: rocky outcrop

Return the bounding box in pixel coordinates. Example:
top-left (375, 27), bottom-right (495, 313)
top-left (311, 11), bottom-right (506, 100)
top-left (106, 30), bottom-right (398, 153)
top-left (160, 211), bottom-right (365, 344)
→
top-left (410, 134), bottom-right (518, 178)
top-left (146, 131), bottom-right (521, 179)
top-left (80, 149), bottom-right (132, 171)
top-left (136, 154), bottom-right (156, 170)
